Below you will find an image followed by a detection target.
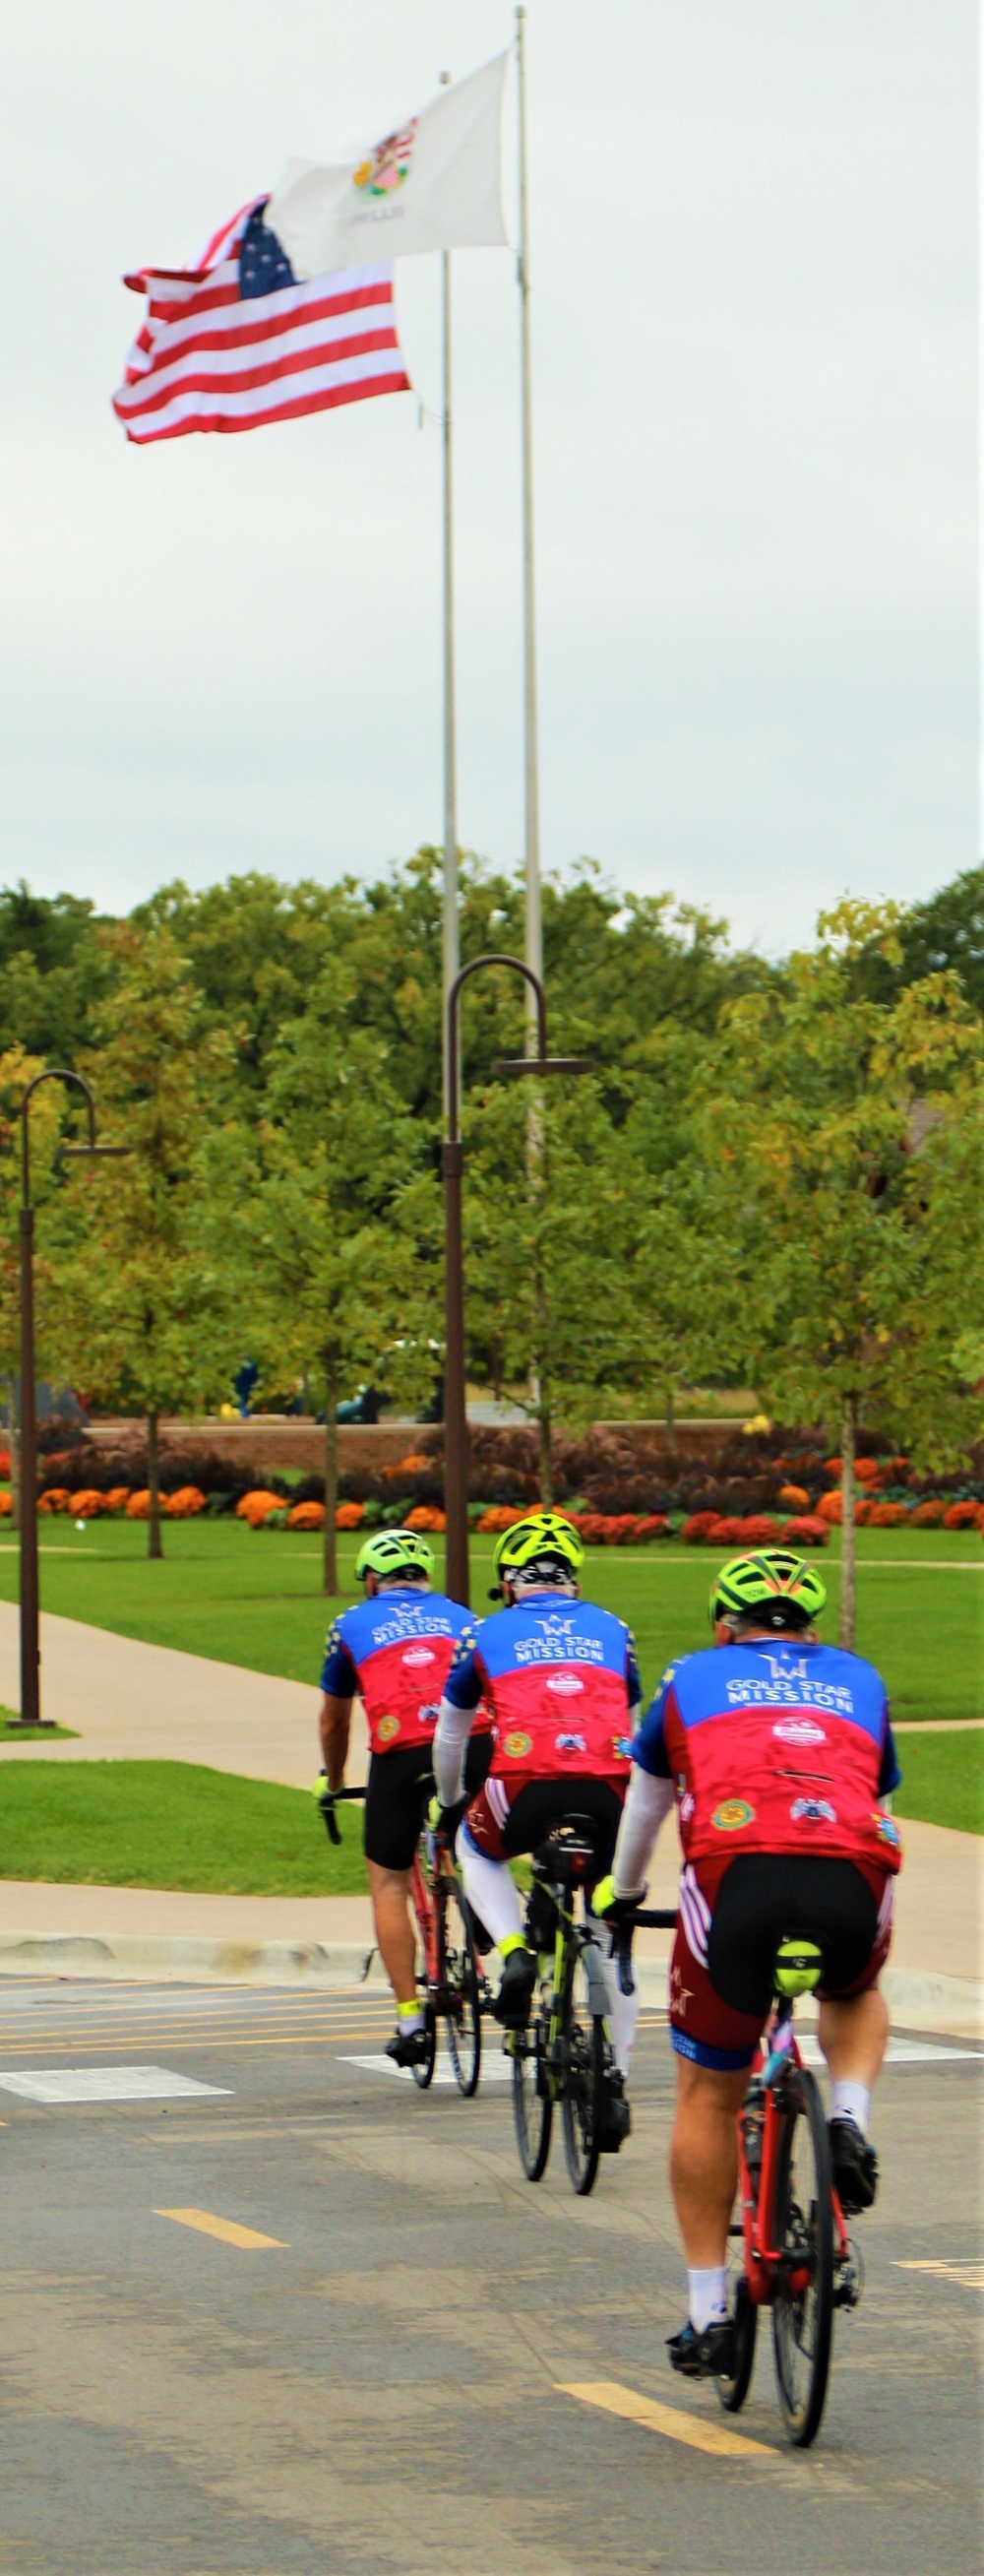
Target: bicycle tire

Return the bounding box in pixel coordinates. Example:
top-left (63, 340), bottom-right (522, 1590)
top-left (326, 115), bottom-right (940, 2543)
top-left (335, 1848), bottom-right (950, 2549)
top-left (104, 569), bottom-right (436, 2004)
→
top-left (716, 2274), bottom-right (758, 2414)
top-left (560, 1944), bottom-right (604, 2198)
top-left (410, 2001), bottom-right (437, 2090)
top-left (512, 2011), bottom-right (552, 2180)
top-left (770, 2067), bottom-right (834, 2446)
top-left (442, 1881), bottom-right (482, 2098)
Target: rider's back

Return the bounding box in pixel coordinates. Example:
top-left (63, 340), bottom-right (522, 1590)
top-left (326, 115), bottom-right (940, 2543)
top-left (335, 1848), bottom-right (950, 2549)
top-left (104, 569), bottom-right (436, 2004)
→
top-left (464, 1598), bottom-right (636, 1780)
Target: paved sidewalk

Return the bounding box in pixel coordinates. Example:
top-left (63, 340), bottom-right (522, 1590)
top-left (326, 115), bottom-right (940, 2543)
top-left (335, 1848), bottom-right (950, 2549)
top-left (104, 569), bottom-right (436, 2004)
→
top-left (0, 1602), bottom-right (368, 1786)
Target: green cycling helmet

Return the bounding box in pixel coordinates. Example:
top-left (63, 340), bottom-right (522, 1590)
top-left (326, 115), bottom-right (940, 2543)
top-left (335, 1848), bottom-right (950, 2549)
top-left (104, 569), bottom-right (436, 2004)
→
top-left (355, 1528), bottom-right (435, 1583)
top-left (709, 1548), bottom-right (827, 1630)
top-left (492, 1511), bottom-right (584, 1576)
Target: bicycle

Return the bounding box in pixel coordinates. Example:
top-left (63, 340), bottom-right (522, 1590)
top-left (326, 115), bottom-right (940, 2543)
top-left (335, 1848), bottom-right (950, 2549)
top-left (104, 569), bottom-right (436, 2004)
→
top-left (508, 1819), bottom-right (650, 2197)
top-left (616, 1912), bottom-right (862, 2449)
top-left (320, 1782), bottom-right (487, 2096)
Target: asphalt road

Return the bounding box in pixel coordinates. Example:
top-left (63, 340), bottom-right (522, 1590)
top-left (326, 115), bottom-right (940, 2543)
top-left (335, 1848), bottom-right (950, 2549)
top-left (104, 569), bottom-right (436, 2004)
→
top-left (0, 1979), bottom-right (979, 2575)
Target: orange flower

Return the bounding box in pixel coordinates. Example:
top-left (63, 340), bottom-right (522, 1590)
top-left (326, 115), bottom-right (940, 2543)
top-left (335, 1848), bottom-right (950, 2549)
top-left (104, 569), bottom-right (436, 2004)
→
top-left (382, 1454), bottom-right (431, 1480)
top-left (777, 1483), bottom-right (810, 1512)
top-left (815, 1490), bottom-right (842, 1524)
top-left (164, 1485), bottom-right (207, 1518)
top-left (287, 1500), bottom-right (326, 1531)
top-left (235, 1489), bottom-right (284, 1529)
top-left (335, 1501), bottom-right (365, 1530)
top-left (104, 1487), bottom-right (132, 1513)
top-left (405, 1504), bottom-right (447, 1532)
top-left (39, 1487), bottom-right (72, 1514)
top-left (69, 1490), bottom-right (105, 1517)
top-left (126, 1490), bottom-right (151, 1519)
top-left (0, 1490), bottom-right (11, 1518)
top-left (474, 1505), bottom-right (528, 1535)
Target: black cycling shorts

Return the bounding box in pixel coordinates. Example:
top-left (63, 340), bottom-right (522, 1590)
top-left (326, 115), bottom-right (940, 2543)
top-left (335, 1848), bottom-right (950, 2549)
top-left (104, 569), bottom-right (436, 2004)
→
top-left (498, 1777), bottom-right (625, 1874)
top-left (363, 1733), bottom-right (492, 1872)
top-left (707, 1854), bottom-right (882, 2019)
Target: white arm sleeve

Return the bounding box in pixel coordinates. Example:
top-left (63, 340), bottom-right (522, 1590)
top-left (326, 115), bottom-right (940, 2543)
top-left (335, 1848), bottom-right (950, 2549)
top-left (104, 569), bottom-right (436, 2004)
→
top-left (434, 1699), bottom-right (474, 1806)
top-left (612, 1767), bottom-right (676, 1899)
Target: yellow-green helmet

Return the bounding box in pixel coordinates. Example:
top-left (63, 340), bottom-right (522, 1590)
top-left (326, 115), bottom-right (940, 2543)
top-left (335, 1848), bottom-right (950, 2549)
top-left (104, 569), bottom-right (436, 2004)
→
top-left (355, 1528), bottom-right (434, 1583)
top-left (492, 1511), bottom-right (584, 1577)
top-left (709, 1548), bottom-right (827, 1631)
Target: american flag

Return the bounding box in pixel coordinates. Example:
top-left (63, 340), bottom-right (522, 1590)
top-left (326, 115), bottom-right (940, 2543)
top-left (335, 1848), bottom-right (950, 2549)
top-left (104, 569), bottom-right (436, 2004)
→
top-left (112, 198), bottom-right (409, 444)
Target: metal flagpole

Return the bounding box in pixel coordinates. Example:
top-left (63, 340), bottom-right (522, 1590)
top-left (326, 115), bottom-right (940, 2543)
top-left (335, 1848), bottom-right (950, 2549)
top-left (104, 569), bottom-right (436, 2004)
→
top-left (440, 76), bottom-right (460, 1125)
top-left (516, 5), bottom-right (541, 1061)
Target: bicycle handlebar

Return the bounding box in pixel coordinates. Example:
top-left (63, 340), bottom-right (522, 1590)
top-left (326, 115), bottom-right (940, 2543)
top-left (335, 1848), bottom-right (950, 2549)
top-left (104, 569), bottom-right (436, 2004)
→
top-left (612, 1903), bottom-right (679, 1997)
top-left (318, 1783), bottom-right (367, 1847)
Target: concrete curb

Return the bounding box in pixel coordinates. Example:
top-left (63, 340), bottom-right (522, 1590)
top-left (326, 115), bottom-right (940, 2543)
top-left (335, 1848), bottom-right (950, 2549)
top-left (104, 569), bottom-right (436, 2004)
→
top-left (0, 1932), bottom-right (979, 2036)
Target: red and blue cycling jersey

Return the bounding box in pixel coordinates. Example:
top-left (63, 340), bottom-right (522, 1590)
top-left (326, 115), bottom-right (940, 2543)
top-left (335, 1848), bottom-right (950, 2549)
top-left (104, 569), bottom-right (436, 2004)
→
top-left (444, 1598), bottom-right (641, 1784)
top-left (633, 1638), bottom-right (902, 1875)
top-left (322, 1589), bottom-right (477, 1758)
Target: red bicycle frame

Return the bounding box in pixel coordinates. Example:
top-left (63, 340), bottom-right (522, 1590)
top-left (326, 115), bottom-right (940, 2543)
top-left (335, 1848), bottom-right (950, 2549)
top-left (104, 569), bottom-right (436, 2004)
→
top-left (737, 2009), bottom-right (850, 2306)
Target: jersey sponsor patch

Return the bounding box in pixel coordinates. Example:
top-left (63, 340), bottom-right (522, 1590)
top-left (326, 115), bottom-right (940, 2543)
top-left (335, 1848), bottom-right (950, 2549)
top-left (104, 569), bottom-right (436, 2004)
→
top-left (377, 1715), bottom-right (400, 1744)
top-left (874, 1810), bottom-right (901, 1849)
top-left (401, 1647), bottom-right (436, 1668)
top-left (790, 1795), bottom-right (837, 1824)
top-left (678, 1789), bottom-right (695, 1822)
top-left (710, 1798), bottom-right (756, 1832)
top-left (554, 1731), bottom-right (587, 1754)
top-left (613, 1734), bottom-right (635, 1760)
top-left (503, 1730), bottom-right (532, 1759)
top-left (771, 1717), bottom-right (827, 1745)
top-left (547, 1670), bottom-right (584, 1695)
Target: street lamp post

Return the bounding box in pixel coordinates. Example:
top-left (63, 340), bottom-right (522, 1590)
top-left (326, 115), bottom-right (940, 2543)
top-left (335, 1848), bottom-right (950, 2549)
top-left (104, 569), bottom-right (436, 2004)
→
top-left (442, 955), bottom-right (590, 1607)
top-left (17, 1071), bottom-right (129, 1729)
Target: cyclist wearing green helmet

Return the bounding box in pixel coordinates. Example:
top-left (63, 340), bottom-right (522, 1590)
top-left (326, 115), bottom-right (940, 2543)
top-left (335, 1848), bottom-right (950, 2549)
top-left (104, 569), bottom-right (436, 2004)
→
top-left (433, 1510), bottom-right (644, 2150)
top-left (316, 1527), bottom-right (491, 2066)
top-left (596, 1545), bottom-right (901, 2378)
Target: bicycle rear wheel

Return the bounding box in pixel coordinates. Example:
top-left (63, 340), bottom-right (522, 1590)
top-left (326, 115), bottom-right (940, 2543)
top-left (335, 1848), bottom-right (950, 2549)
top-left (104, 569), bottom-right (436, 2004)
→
top-left (716, 2274), bottom-right (758, 2414)
top-left (560, 1945), bottom-right (605, 2197)
top-left (442, 1881), bottom-right (482, 2098)
top-left (512, 2013), bottom-right (552, 2180)
top-left (771, 2068), bottom-right (834, 2446)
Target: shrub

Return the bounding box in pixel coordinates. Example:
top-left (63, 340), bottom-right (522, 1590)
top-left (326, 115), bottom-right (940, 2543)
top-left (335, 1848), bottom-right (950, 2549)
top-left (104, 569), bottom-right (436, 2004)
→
top-left (126, 1490), bottom-right (151, 1519)
top-left (39, 1487), bottom-right (72, 1514)
top-left (735, 1515), bottom-right (782, 1545)
top-left (816, 1490), bottom-right (842, 1524)
top-left (781, 1515), bottom-right (830, 1546)
top-left (69, 1489), bottom-right (106, 1517)
top-left (236, 1489), bottom-right (284, 1529)
top-left (680, 1511), bottom-right (724, 1543)
top-left (866, 1502), bottom-right (909, 1529)
top-left (475, 1505), bottom-right (529, 1535)
top-left (777, 1483), bottom-right (811, 1513)
top-left (854, 1498), bottom-right (875, 1525)
top-left (287, 1500), bottom-right (326, 1531)
top-left (634, 1514), bottom-right (670, 1541)
top-left (854, 1459), bottom-right (882, 1485)
top-left (943, 1501), bottom-right (981, 1530)
top-left (164, 1486), bottom-right (207, 1519)
top-left (104, 1486), bottom-right (132, 1513)
top-left (405, 1504), bottom-right (447, 1533)
top-left (335, 1501), bottom-right (365, 1530)
top-left (0, 1450), bottom-right (9, 1477)
top-left (909, 1499), bottom-right (947, 1528)
top-left (382, 1453), bottom-right (432, 1480)
top-left (0, 1490), bottom-right (11, 1518)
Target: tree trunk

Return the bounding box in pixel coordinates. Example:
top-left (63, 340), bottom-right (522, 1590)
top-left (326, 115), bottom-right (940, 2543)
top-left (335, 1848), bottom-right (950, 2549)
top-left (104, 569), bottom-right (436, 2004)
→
top-left (838, 1392), bottom-right (857, 1651)
top-left (323, 1357), bottom-right (338, 1598)
top-left (8, 1379), bottom-right (19, 1534)
top-left (664, 1382), bottom-right (677, 1454)
top-left (537, 1396), bottom-right (553, 1507)
top-left (148, 1409), bottom-right (163, 1559)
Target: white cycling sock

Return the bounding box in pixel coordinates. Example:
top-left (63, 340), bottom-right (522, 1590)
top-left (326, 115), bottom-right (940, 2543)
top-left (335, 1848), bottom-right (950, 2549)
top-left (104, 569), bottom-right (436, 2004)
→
top-left (457, 1827), bottom-right (524, 1950)
top-left (688, 2267), bottom-right (729, 2333)
top-left (584, 1908), bottom-right (640, 2079)
top-left (830, 2079), bottom-right (870, 2135)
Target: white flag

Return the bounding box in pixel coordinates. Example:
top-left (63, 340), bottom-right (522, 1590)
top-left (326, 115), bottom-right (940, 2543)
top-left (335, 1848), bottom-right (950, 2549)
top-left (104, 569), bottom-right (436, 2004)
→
top-left (268, 54), bottom-right (509, 282)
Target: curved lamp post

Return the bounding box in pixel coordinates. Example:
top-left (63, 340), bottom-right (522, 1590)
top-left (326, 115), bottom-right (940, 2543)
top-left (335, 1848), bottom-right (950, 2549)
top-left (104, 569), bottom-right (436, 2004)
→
top-left (17, 1072), bottom-right (129, 1728)
top-left (442, 955), bottom-right (590, 1606)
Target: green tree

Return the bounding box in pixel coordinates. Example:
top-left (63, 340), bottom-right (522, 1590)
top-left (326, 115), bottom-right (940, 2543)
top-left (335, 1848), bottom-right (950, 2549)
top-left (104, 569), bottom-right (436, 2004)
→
top-left (241, 982), bottom-right (440, 1592)
top-left (0, 886), bottom-right (113, 1064)
top-left (61, 928), bottom-right (237, 1557)
top-left (705, 902), bottom-right (984, 1644)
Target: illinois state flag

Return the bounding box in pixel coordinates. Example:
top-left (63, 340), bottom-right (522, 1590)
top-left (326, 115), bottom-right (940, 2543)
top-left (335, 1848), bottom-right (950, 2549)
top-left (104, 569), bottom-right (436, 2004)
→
top-left (267, 53), bottom-right (508, 283)
top-left (112, 198), bottom-right (408, 444)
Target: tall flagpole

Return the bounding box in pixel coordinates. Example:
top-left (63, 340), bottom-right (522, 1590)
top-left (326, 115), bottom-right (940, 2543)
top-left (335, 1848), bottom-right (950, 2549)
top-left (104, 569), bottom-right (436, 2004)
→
top-left (440, 77), bottom-right (459, 1124)
top-left (516, 5), bottom-right (541, 1060)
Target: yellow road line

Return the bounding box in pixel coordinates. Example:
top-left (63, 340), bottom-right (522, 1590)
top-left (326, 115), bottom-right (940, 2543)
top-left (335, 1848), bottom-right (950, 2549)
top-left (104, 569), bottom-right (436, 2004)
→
top-left (0, 2029), bottom-right (391, 2058)
top-left (557, 2380), bottom-right (774, 2460)
top-left (155, 2206), bottom-right (287, 2249)
top-left (894, 2260), bottom-right (984, 2291)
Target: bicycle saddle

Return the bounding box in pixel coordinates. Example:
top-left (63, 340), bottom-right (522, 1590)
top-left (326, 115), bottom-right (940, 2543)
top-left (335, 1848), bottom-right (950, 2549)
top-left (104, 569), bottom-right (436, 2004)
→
top-left (532, 1819), bottom-right (600, 1885)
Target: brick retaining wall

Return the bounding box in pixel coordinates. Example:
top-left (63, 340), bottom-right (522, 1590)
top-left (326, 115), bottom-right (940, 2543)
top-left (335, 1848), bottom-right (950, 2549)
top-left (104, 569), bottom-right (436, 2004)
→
top-left (86, 1414), bottom-right (741, 1472)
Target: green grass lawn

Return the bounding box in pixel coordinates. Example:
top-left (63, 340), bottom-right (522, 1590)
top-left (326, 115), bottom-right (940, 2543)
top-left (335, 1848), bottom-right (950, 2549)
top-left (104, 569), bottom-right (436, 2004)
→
top-left (0, 1760), bottom-right (366, 1896)
top-left (0, 1725), bottom-right (976, 1904)
top-left (0, 1517), bottom-right (978, 1719)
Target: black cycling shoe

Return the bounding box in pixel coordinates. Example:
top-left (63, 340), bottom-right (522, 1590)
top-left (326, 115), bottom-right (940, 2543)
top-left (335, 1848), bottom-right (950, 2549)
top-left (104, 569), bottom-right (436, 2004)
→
top-left (493, 1946), bottom-right (537, 2028)
top-left (597, 2072), bottom-right (632, 2154)
top-left (667, 2318), bottom-right (737, 2380)
top-left (384, 2025), bottom-right (430, 2069)
top-left (830, 2117), bottom-right (879, 2214)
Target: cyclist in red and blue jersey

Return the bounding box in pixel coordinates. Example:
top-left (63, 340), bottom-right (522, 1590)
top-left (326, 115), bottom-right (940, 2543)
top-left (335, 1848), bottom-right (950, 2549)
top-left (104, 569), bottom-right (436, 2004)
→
top-left (316, 1529), bottom-right (491, 2068)
top-left (434, 1511), bottom-right (642, 2148)
top-left (596, 1547), bottom-right (900, 2375)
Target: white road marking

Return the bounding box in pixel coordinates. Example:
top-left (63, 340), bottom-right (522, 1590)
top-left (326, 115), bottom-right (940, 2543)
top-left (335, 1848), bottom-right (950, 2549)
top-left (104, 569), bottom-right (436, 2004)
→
top-left (798, 2038), bottom-right (981, 2067)
top-left (0, 2064), bottom-right (231, 2104)
top-left (338, 2051), bottom-right (513, 2085)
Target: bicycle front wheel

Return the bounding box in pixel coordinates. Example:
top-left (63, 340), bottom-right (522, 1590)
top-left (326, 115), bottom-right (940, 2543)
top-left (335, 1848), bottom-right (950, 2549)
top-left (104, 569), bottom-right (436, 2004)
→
top-left (512, 2014), bottom-right (552, 2181)
top-left (771, 2068), bottom-right (834, 2446)
top-left (560, 1946), bottom-right (605, 2197)
top-left (716, 2274), bottom-right (758, 2415)
top-left (442, 1881), bottom-right (482, 2098)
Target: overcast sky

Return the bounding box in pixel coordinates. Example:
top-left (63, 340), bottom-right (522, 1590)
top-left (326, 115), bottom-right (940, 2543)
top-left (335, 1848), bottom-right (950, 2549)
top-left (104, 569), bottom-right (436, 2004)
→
top-left (1, 2), bottom-right (977, 953)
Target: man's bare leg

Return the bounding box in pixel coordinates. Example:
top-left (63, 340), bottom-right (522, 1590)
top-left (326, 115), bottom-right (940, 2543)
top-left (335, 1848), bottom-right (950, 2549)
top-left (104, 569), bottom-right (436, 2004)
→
top-left (366, 1860), bottom-right (418, 2009)
top-left (819, 1983), bottom-right (889, 2093)
top-left (670, 2056), bottom-right (750, 2267)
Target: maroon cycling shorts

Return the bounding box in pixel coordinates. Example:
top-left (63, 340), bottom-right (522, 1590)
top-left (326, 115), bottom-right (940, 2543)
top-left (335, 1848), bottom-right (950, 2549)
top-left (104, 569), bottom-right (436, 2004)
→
top-left (670, 1851), bottom-right (894, 2072)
